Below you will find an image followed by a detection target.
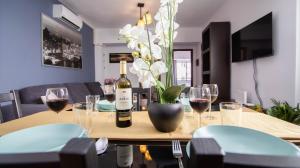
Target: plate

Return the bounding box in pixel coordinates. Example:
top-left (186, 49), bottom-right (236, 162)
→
top-left (186, 125), bottom-right (300, 157)
top-left (0, 124), bottom-right (86, 153)
top-left (96, 100), bottom-right (115, 111)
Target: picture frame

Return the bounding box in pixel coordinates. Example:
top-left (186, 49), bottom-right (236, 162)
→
top-left (41, 13), bottom-right (82, 69)
top-left (109, 53), bottom-right (134, 63)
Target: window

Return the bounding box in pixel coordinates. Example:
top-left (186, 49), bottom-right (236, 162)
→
top-left (173, 49), bottom-right (193, 87)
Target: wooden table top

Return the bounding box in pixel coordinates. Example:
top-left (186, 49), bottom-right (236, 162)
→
top-left (0, 109), bottom-right (299, 142)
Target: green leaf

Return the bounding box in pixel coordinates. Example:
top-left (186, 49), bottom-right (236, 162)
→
top-left (268, 99), bottom-right (300, 125)
top-left (161, 85), bottom-right (185, 103)
top-left (293, 115), bottom-right (300, 125)
top-left (156, 80), bottom-right (166, 91)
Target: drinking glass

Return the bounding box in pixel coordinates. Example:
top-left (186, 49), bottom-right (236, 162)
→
top-left (102, 84), bottom-right (115, 102)
top-left (202, 84), bottom-right (218, 119)
top-left (86, 95), bottom-right (100, 111)
top-left (46, 88), bottom-right (68, 120)
top-left (189, 86), bottom-right (210, 127)
top-left (219, 102), bottom-right (242, 125)
top-left (73, 102), bottom-right (93, 135)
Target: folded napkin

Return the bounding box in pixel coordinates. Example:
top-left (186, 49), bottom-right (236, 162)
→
top-left (95, 137), bottom-right (108, 155)
top-left (96, 100), bottom-right (116, 112)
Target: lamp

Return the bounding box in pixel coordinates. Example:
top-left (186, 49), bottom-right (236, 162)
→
top-left (143, 11), bottom-right (152, 25)
top-left (136, 3), bottom-right (152, 26)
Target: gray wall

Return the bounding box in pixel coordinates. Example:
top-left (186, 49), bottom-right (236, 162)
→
top-left (205, 0), bottom-right (297, 107)
top-left (0, 0), bottom-right (95, 92)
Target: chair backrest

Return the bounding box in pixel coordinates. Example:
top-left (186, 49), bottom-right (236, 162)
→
top-left (132, 88), bottom-right (151, 111)
top-left (0, 90), bottom-right (22, 123)
top-left (0, 138), bottom-right (98, 168)
top-left (189, 138), bottom-right (300, 168)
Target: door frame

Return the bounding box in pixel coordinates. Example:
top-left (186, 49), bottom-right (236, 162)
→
top-left (173, 49), bottom-right (194, 86)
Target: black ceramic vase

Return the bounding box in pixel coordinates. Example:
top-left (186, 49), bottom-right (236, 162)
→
top-left (148, 103), bottom-right (184, 132)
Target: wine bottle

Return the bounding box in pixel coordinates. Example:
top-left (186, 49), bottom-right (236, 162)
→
top-left (115, 60), bottom-right (132, 128)
top-left (116, 145), bottom-right (133, 168)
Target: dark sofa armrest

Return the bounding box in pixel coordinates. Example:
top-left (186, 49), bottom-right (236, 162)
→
top-left (21, 104), bottom-right (48, 117)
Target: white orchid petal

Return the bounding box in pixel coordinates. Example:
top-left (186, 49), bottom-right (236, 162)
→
top-left (151, 45), bottom-right (162, 59)
top-left (150, 61), bottom-right (168, 77)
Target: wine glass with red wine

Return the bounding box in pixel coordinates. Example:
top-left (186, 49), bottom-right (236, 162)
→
top-left (202, 84), bottom-right (218, 119)
top-left (189, 86), bottom-right (210, 127)
top-left (46, 88), bottom-right (68, 116)
top-left (102, 85), bottom-right (115, 102)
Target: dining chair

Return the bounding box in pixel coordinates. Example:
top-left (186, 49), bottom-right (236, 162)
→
top-left (189, 138), bottom-right (300, 168)
top-left (0, 138), bottom-right (98, 168)
top-left (132, 88), bottom-right (151, 111)
top-left (0, 90), bottom-right (23, 123)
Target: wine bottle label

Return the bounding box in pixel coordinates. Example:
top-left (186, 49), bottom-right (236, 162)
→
top-left (116, 88), bottom-right (132, 110)
top-left (117, 145), bottom-right (133, 167)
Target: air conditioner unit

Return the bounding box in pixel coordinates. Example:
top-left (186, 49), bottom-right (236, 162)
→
top-left (53, 4), bottom-right (83, 31)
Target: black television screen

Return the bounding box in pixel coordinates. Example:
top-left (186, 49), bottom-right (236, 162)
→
top-left (232, 12), bottom-right (273, 62)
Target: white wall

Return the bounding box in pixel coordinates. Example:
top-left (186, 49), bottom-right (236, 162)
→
top-left (205, 0), bottom-right (297, 107)
top-left (95, 44), bottom-right (139, 87)
top-left (94, 27), bottom-right (203, 45)
top-left (296, 0), bottom-right (300, 105)
top-left (94, 27), bottom-right (203, 87)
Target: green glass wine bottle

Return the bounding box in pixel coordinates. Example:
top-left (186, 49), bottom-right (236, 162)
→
top-left (115, 60), bottom-right (132, 128)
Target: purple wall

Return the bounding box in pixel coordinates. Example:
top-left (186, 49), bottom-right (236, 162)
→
top-left (0, 0), bottom-right (95, 92)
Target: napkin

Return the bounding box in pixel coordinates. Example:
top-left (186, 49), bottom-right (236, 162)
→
top-left (95, 137), bottom-right (108, 155)
top-left (96, 100), bottom-right (116, 111)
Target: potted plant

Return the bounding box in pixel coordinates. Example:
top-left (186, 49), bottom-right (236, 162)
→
top-left (119, 0), bottom-right (185, 132)
top-left (267, 99), bottom-right (300, 125)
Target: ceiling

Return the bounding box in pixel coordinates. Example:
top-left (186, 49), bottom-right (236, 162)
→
top-left (59, 0), bottom-right (226, 28)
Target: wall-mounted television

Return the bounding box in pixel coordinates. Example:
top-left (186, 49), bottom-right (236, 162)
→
top-left (232, 12), bottom-right (273, 62)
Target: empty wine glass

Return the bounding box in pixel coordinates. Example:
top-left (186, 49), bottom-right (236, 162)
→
top-left (46, 88), bottom-right (68, 120)
top-left (202, 84), bottom-right (218, 119)
top-left (189, 86), bottom-right (210, 127)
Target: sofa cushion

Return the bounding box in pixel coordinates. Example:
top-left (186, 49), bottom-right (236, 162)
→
top-left (1, 103), bottom-right (18, 122)
top-left (85, 82), bottom-right (104, 96)
top-left (1, 104), bottom-right (48, 123)
top-left (64, 83), bottom-right (91, 103)
top-left (19, 84), bottom-right (65, 104)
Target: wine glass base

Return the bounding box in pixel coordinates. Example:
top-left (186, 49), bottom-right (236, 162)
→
top-left (204, 115), bottom-right (215, 120)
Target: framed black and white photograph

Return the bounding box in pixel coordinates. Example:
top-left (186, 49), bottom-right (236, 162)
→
top-left (109, 53), bottom-right (134, 63)
top-left (42, 14), bottom-right (82, 69)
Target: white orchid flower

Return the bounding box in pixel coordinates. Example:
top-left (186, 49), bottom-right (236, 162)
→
top-left (129, 58), bottom-right (157, 88)
top-left (119, 24), bottom-right (132, 37)
top-left (151, 44), bottom-right (162, 59)
top-left (154, 6), bottom-right (169, 21)
top-left (150, 61), bottom-right (168, 77)
top-left (139, 71), bottom-right (156, 88)
top-left (119, 0), bottom-right (184, 91)
top-left (140, 46), bottom-right (151, 59)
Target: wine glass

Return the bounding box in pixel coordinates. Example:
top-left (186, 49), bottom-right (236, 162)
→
top-left (103, 84), bottom-right (115, 102)
top-left (46, 88), bottom-right (68, 120)
top-left (189, 86), bottom-right (210, 127)
top-left (202, 84), bottom-right (218, 119)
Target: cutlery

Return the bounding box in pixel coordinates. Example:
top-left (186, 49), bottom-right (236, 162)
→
top-left (172, 140), bottom-right (184, 168)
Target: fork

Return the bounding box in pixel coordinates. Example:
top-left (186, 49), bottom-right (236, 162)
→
top-left (172, 140), bottom-right (184, 168)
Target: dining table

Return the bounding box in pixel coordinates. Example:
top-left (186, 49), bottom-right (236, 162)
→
top-left (0, 107), bottom-right (299, 144)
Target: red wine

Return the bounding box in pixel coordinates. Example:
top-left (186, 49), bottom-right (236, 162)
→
top-left (189, 98), bottom-right (209, 113)
top-left (46, 99), bottom-right (68, 113)
top-left (105, 94), bottom-right (115, 102)
top-left (211, 95), bottom-right (218, 103)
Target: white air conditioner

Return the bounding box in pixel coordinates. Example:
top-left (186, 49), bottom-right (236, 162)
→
top-left (53, 4), bottom-right (83, 31)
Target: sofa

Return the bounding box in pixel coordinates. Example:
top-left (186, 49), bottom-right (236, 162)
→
top-left (2, 82), bottom-right (103, 122)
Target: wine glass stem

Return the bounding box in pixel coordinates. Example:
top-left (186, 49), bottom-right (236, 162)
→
top-left (57, 112), bottom-right (61, 123)
top-left (198, 113), bottom-right (202, 127)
